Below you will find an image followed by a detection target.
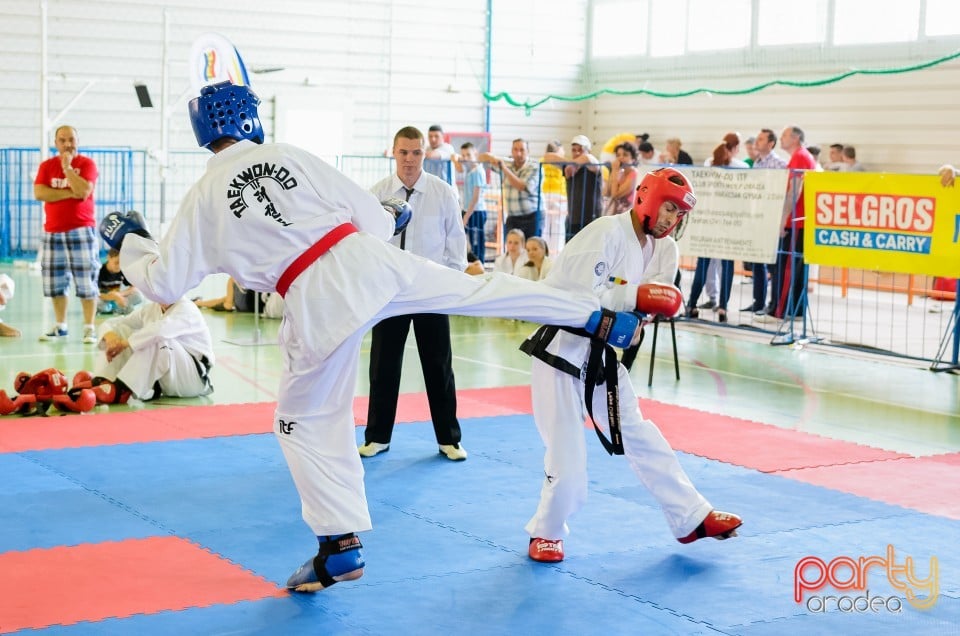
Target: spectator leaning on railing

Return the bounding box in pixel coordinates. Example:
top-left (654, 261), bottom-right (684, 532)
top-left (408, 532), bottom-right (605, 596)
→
top-left (479, 139), bottom-right (542, 240)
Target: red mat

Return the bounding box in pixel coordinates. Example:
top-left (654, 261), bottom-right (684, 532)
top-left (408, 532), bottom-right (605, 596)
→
top-left (925, 452), bottom-right (960, 467)
top-left (0, 536), bottom-right (283, 633)
top-left (0, 390), bottom-right (533, 453)
top-left (785, 456), bottom-right (960, 520)
top-left (0, 403), bottom-right (276, 453)
top-left (645, 402), bottom-right (909, 473)
top-left (352, 385), bottom-right (532, 425)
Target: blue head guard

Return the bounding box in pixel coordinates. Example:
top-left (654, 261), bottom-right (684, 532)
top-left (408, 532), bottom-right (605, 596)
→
top-left (188, 81), bottom-right (264, 149)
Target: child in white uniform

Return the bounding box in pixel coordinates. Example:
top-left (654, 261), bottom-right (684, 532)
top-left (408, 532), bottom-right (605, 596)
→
top-left (94, 298), bottom-right (213, 400)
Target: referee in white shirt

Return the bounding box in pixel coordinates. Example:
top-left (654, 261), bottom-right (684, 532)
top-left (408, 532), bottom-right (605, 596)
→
top-left (360, 126), bottom-right (470, 461)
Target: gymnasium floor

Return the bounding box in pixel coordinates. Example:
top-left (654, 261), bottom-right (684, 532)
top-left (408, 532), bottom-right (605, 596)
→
top-left (1, 266), bottom-right (958, 635)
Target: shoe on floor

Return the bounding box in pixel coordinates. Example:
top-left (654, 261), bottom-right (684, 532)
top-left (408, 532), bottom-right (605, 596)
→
top-left (286, 533), bottom-right (365, 593)
top-left (740, 303), bottom-right (760, 312)
top-left (717, 310), bottom-right (728, 323)
top-left (528, 537), bottom-right (564, 562)
top-left (439, 443), bottom-right (468, 461)
top-left (697, 299), bottom-right (717, 309)
top-left (358, 441), bottom-right (390, 457)
top-left (98, 301), bottom-right (118, 315)
top-left (82, 326), bottom-right (97, 345)
top-left (677, 510), bottom-right (742, 544)
top-left (753, 313), bottom-right (780, 323)
top-left (685, 307), bottom-right (699, 319)
top-left (38, 326), bottom-right (68, 341)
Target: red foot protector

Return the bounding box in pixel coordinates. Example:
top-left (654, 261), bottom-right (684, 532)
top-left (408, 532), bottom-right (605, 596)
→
top-left (0, 536), bottom-right (284, 632)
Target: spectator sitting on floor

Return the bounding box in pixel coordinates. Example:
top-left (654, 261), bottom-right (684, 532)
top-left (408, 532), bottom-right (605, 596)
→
top-left (516, 236), bottom-right (552, 281)
top-left (0, 273), bottom-right (21, 337)
top-left (194, 276), bottom-right (260, 312)
top-left (98, 249), bottom-right (144, 315)
top-left (94, 297), bottom-right (215, 402)
top-left (493, 228), bottom-right (528, 275)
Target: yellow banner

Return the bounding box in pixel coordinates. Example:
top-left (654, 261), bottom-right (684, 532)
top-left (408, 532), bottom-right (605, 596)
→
top-left (804, 172), bottom-right (960, 278)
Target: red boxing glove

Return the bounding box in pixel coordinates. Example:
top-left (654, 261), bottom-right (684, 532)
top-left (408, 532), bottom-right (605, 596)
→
top-left (53, 389), bottom-right (97, 413)
top-left (635, 282), bottom-right (682, 318)
top-left (0, 391), bottom-right (37, 416)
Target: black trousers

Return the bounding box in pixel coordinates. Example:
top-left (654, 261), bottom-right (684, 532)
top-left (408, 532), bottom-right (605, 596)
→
top-left (365, 313), bottom-right (461, 445)
top-left (505, 212), bottom-right (540, 239)
top-left (771, 228), bottom-right (806, 317)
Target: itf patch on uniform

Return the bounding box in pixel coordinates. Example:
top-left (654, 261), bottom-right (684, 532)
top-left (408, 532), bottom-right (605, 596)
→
top-left (594, 261), bottom-right (608, 277)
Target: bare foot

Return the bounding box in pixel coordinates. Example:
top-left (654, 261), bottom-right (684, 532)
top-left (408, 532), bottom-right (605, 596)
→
top-left (0, 322), bottom-right (22, 337)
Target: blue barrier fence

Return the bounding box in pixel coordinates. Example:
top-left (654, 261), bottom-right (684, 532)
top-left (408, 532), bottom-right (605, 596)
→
top-left (0, 147), bottom-right (146, 258)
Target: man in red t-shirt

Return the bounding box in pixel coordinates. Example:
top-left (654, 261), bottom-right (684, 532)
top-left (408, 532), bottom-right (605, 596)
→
top-left (770, 125), bottom-right (816, 319)
top-left (33, 125), bottom-right (100, 343)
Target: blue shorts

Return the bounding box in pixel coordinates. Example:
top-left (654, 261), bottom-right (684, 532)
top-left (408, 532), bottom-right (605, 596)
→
top-left (41, 227), bottom-right (100, 298)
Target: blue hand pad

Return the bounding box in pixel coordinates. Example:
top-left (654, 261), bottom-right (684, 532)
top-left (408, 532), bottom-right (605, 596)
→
top-left (585, 310), bottom-right (639, 348)
top-left (381, 198), bottom-right (413, 236)
top-left (99, 211), bottom-right (152, 250)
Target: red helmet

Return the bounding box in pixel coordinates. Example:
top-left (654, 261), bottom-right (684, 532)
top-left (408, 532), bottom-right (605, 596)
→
top-left (633, 168), bottom-right (696, 238)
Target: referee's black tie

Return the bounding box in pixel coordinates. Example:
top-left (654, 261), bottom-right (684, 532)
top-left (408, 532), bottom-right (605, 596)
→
top-left (400, 187), bottom-right (414, 250)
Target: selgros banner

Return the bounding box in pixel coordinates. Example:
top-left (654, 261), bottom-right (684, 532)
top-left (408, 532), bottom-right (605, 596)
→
top-left (804, 172), bottom-right (960, 278)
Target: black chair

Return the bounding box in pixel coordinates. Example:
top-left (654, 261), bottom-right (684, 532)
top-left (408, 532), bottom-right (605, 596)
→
top-left (647, 315), bottom-right (680, 387)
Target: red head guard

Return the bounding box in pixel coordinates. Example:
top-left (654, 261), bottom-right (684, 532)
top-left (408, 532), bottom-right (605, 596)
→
top-left (633, 167), bottom-right (697, 238)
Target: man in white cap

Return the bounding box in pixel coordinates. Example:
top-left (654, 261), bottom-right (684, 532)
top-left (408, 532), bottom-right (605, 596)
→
top-left (563, 135), bottom-right (603, 239)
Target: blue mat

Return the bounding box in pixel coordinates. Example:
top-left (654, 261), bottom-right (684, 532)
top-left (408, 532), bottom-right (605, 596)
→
top-left (2, 414), bottom-right (957, 635)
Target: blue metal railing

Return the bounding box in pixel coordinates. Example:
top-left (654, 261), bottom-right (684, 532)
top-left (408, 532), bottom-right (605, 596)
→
top-left (0, 147), bottom-right (146, 258)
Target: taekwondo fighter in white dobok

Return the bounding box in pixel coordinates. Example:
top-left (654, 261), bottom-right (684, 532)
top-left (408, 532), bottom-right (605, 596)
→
top-left (99, 81), bottom-right (645, 593)
top-left (520, 167), bottom-right (742, 563)
top-left (90, 298), bottom-right (214, 402)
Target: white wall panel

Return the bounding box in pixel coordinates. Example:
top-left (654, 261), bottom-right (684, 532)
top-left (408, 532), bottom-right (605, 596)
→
top-left (0, 0), bottom-right (496, 157)
top-left (2, 0), bottom-right (958, 178)
top-left (586, 44), bottom-right (960, 174)
top-left (485, 0), bottom-right (589, 157)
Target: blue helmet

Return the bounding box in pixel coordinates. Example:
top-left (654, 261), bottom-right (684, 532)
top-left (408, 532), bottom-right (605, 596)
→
top-left (188, 81), bottom-right (264, 149)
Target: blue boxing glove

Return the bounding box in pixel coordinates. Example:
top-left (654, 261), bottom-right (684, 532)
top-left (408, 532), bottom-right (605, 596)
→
top-left (99, 210), bottom-right (153, 250)
top-left (381, 198), bottom-right (412, 236)
top-left (585, 309), bottom-right (641, 348)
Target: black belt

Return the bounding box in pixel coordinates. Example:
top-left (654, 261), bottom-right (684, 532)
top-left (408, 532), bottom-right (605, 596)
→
top-left (520, 322), bottom-right (625, 455)
top-left (191, 354), bottom-right (213, 391)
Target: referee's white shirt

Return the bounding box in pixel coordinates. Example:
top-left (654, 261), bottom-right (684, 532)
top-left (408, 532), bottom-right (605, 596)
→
top-left (370, 172), bottom-right (467, 271)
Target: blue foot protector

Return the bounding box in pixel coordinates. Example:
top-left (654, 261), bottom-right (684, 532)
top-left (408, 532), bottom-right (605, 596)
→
top-left (286, 533), bottom-right (365, 592)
